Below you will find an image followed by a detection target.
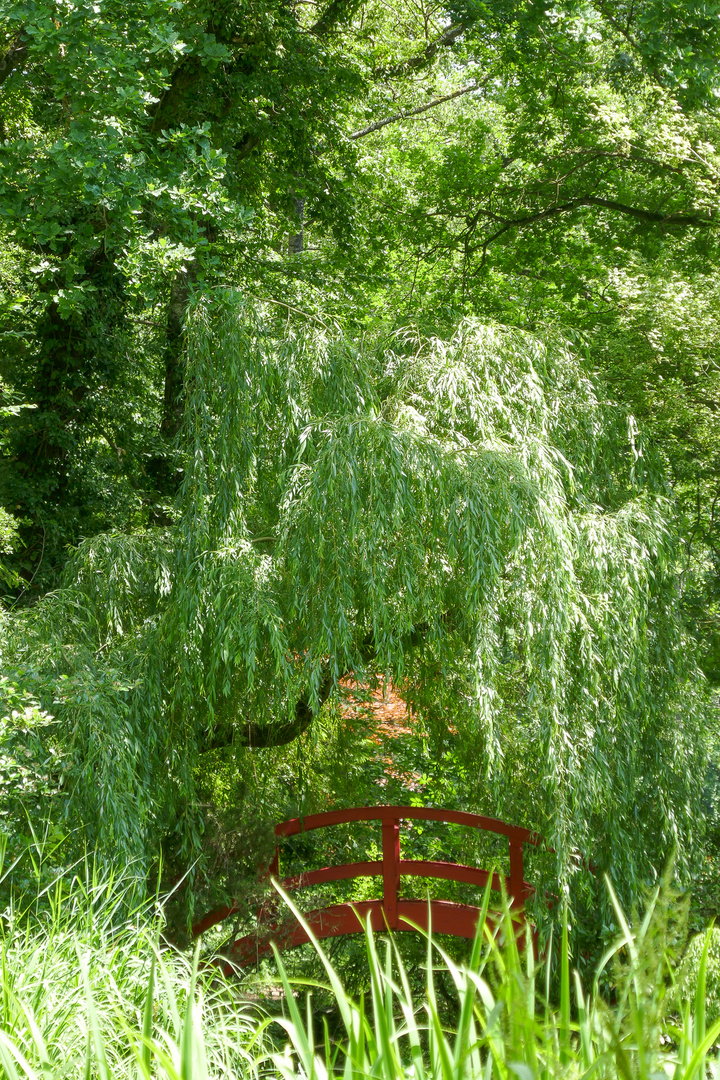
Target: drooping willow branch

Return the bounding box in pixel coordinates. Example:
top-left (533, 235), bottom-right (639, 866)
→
top-left (204, 623), bottom-right (431, 752)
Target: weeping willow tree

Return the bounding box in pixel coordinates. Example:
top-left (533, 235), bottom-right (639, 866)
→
top-left (1, 290), bottom-right (706, 906)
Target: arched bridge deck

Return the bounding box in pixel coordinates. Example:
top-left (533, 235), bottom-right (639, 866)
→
top-left (193, 805), bottom-right (540, 967)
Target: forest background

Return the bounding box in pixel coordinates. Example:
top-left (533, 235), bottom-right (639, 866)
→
top-left (0, 0), bottom-right (719, 968)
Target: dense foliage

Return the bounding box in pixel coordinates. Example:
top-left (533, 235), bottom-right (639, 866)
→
top-left (0, 0), bottom-right (718, 962)
top-left (0, 298), bottom-right (707, 933)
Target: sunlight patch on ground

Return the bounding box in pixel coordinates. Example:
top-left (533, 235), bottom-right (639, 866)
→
top-left (339, 679), bottom-right (425, 792)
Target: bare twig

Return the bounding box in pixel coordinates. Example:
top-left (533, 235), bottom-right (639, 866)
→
top-left (12, 525), bottom-right (45, 607)
top-left (252, 296), bottom-right (340, 333)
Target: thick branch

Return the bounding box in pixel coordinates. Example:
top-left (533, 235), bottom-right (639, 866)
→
top-left (206, 620), bottom-right (438, 753)
top-left (149, 56), bottom-right (205, 133)
top-left (350, 81), bottom-right (480, 140)
top-left (580, 196), bottom-right (713, 225)
top-left (148, 10), bottom-right (235, 132)
top-left (309, 0), bottom-right (362, 37)
top-left (145, 260), bottom-right (198, 505)
top-left (207, 668), bottom-right (335, 750)
top-left (160, 263), bottom-right (195, 441)
top-left (477, 195), bottom-right (714, 256)
top-left (377, 22), bottom-right (468, 78)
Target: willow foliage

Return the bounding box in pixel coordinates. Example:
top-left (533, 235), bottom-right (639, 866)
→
top-left (1, 291), bottom-right (706, 903)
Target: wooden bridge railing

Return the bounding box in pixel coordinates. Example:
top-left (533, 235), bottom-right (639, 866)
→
top-left (192, 805), bottom-right (540, 966)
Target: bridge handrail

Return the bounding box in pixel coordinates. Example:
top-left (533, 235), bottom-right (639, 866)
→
top-left (275, 804), bottom-right (540, 845)
top-left (192, 804), bottom-right (538, 943)
top-left (282, 860), bottom-right (504, 895)
top-left (273, 804), bottom-right (538, 924)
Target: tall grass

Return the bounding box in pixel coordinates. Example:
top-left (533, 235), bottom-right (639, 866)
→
top-left (267, 881), bottom-right (720, 1080)
top-left (0, 860), bottom-right (719, 1079)
top-left (0, 861), bottom-right (264, 1080)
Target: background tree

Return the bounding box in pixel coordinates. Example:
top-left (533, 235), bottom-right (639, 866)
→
top-left (0, 0), bottom-right (716, 952)
top-left (340, 0), bottom-right (720, 680)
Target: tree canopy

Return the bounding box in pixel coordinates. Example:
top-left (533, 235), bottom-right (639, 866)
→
top-left (1, 295), bottom-right (706, 915)
top-left (0, 0), bottom-right (717, 941)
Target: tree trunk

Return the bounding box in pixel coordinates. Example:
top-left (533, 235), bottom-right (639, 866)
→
top-left (160, 263), bottom-right (196, 441)
top-left (145, 261), bottom-right (198, 506)
top-left (289, 195), bottom-right (305, 255)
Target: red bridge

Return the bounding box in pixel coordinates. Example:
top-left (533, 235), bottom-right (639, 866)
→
top-left (192, 805), bottom-right (539, 966)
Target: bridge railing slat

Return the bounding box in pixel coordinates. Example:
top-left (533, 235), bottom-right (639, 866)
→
top-left (399, 859), bottom-right (502, 893)
top-left (281, 861), bottom-right (382, 890)
top-left (279, 860), bottom-right (504, 894)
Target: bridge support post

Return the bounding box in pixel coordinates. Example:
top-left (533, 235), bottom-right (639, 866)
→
top-left (382, 817), bottom-right (400, 928)
top-left (509, 837), bottom-right (524, 910)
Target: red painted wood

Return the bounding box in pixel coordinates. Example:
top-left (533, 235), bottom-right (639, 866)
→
top-left (192, 804), bottom-right (537, 965)
top-left (193, 860), bottom-right (498, 938)
top-left (509, 839), bottom-right (525, 909)
top-left (280, 859), bottom-right (503, 894)
top-left (275, 805), bottom-right (539, 844)
top-left (281, 861), bottom-right (382, 890)
top-left (399, 859), bottom-right (501, 892)
top-left (193, 902), bottom-right (239, 937)
top-left (225, 899), bottom-right (506, 965)
top-left (382, 818), bottom-right (400, 929)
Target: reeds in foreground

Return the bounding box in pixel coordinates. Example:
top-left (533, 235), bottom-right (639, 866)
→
top-left (0, 865), bottom-right (718, 1079)
top-left (264, 880), bottom-right (720, 1080)
top-left (0, 863), bottom-right (264, 1080)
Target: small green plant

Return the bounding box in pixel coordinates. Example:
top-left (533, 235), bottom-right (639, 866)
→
top-left (674, 926), bottom-right (720, 1027)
